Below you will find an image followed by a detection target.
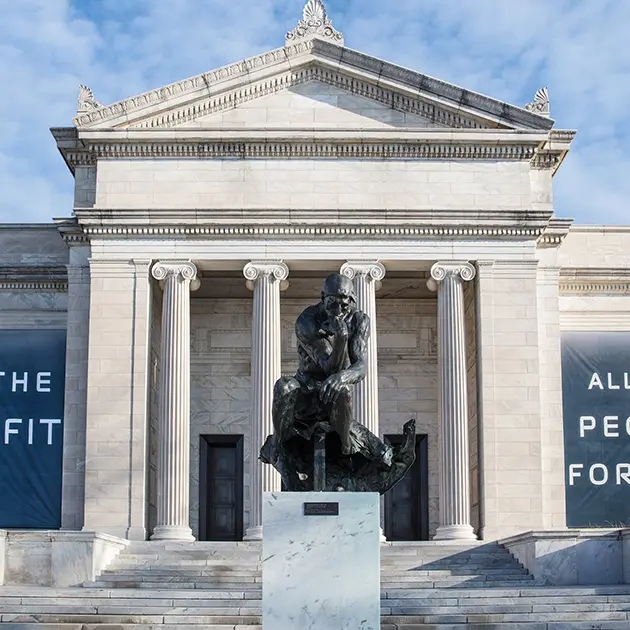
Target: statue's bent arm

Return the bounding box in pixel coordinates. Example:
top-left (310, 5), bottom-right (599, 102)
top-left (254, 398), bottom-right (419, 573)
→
top-left (343, 311), bottom-right (369, 385)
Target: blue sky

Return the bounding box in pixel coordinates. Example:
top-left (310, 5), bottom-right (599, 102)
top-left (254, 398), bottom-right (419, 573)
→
top-left (0, 0), bottom-right (628, 224)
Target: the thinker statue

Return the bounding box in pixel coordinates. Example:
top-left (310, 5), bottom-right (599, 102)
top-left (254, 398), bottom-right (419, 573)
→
top-left (260, 273), bottom-right (416, 493)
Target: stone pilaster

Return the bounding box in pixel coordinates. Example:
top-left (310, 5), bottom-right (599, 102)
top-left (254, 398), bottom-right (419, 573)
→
top-left (150, 261), bottom-right (199, 541)
top-left (61, 258), bottom-right (90, 531)
top-left (340, 261), bottom-right (386, 437)
top-left (536, 261), bottom-right (566, 529)
top-left (428, 261), bottom-right (477, 541)
top-left (243, 261), bottom-right (289, 540)
top-left (83, 259), bottom-right (152, 540)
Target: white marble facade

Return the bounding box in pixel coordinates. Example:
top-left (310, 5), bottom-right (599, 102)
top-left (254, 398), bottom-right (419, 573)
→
top-left (2, 0), bottom-right (630, 547)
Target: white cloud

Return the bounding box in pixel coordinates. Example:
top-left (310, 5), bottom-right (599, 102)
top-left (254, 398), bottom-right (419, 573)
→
top-left (0, 0), bottom-right (628, 223)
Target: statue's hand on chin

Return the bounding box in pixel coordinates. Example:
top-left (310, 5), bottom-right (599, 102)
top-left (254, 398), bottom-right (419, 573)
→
top-left (320, 315), bottom-right (348, 339)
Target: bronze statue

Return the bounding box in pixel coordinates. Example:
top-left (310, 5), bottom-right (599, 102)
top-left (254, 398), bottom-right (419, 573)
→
top-left (260, 273), bottom-right (416, 493)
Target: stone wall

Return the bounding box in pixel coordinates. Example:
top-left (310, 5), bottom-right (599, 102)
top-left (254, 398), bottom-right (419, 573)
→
top-left (190, 298), bottom-right (253, 538)
top-left (95, 158), bottom-right (532, 213)
top-left (0, 225), bottom-right (68, 330)
top-left (181, 81), bottom-right (439, 129)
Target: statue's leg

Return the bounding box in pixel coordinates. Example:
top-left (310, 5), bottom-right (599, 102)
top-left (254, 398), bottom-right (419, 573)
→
top-left (330, 386), bottom-right (353, 455)
top-left (272, 376), bottom-right (301, 445)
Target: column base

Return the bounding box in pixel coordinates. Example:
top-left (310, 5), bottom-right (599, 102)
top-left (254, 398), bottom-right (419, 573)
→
top-left (244, 525), bottom-right (262, 541)
top-left (433, 524), bottom-right (477, 541)
top-left (150, 525), bottom-right (195, 541)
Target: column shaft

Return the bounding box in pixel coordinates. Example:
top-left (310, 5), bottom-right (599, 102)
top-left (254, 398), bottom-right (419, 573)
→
top-left (151, 261), bottom-right (198, 541)
top-left (340, 261), bottom-right (385, 436)
top-left (244, 261), bottom-right (289, 539)
top-left (430, 261), bottom-right (477, 541)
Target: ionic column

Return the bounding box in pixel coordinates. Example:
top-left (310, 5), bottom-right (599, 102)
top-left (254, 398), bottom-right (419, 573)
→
top-left (340, 261), bottom-right (386, 437)
top-left (150, 261), bottom-right (200, 541)
top-left (243, 261), bottom-right (289, 540)
top-left (428, 261), bottom-right (477, 541)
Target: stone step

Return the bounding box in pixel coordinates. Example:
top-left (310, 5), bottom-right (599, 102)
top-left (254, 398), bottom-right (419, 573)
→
top-left (382, 586), bottom-right (630, 598)
top-left (5, 592), bottom-right (629, 607)
top-left (381, 551), bottom-right (511, 559)
top-left (381, 573), bottom-right (533, 582)
top-left (8, 583), bottom-right (630, 598)
top-left (6, 602), bottom-right (630, 616)
top-left (101, 569), bottom-right (260, 577)
top-left (6, 624), bottom-right (630, 630)
top-left (84, 582), bottom-right (261, 589)
top-left (380, 624), bottom-right (630, 630)
top-left (103, 568), bottom-right (261, 576)
top-left (383, 602), bottom-right (630, 614)
top-left (113, 559), bottom-right (260, 568)
top-left (89, 579), bottom-right (537, 590)
top-left (0, 626), bottom-right (266, 630)
top-left (381, 568), bottom-right (528, 576)
top-left (381, 560), bottom-right (523, 568)
top-left (96, 574), bottom-right (261, 583)
top-left (0, 614), bottom-right (262, 625)
top-left (383, 611), bottom-right (630, 623)
top-left (381, 578), bottom-right (535, 592)
top-left (4, 610), bottom-right (630, 625)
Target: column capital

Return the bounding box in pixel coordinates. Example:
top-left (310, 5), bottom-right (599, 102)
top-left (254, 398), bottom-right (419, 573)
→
top-left (152, 260), bottom-right (200, 291)
top-left (340, 260), bottom-right (386, 284)
top-left (243, 261), bottom-right (289, 292)
top-left (427, 261), bottom-right (475, 291)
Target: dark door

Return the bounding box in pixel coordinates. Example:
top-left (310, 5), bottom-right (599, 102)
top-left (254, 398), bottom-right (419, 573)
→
top-left (383, 434), bottom-right (428, 541)
top-left (199, 435), bottom-right (244, 541)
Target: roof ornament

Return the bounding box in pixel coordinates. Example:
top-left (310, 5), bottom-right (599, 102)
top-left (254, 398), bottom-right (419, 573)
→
top-left (525, 87), bottom-right (550, 117)
top-left (286, 0), bottom-right (344, 46)
top-left (77, 85), bottom-right (103, 114)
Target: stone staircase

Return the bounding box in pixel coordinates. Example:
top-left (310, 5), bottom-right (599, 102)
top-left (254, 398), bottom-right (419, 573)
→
top-left (1, 541), bottom-right (630, 628)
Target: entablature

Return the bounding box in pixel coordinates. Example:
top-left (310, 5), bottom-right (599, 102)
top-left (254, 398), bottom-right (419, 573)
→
top-left (560, 268), bottom-right (630, 296)
top-left (74, 207), bottom-right (552, 242)
top-left (0, 265), bottom-right (68, 292)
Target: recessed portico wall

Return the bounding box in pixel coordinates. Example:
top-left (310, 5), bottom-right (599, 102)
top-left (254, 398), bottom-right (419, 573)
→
top-left (179, 273), bottom-right (442, 539)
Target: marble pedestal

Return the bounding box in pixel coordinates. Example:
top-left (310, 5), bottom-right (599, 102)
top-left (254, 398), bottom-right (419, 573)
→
top-left (262, 492), bottom-right (380, 630)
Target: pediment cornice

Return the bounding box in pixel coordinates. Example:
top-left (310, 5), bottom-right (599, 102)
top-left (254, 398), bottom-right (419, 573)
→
top-left (52, 126), bottom-right (572, 175)
top-left (72, 38), bottom-right (554, 133)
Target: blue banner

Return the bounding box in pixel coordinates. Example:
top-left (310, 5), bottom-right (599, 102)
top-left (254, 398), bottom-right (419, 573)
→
top-left (562, 332), bottom-right (630, 528)
top-left (0, 330), bottom-right (66, 528)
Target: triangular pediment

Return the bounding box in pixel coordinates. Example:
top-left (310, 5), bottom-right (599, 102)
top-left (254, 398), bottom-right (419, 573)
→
top-left (73, 38), bottom-right (554, 133)
top-left (177, 80), bottom-right (446, 129)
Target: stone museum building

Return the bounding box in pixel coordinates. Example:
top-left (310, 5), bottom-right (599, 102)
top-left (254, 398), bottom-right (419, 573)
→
top-left (1, 0), bottom-right (630, 598)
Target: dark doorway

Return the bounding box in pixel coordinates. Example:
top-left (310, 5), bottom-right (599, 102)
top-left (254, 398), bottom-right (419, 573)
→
top-left (199, 435), bottom-right (244, 541)
top-left (383, 434), bottom-right (429, 541)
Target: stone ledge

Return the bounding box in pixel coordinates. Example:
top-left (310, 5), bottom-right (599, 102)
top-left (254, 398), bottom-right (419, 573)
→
top-left (501, 529), bottom-right (629, 586)
top-left (1, 530), bottom-right (129, 587)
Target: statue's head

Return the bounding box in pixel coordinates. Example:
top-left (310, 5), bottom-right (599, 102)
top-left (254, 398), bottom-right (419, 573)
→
top-left (321, 273), bottom-right (355, 317)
